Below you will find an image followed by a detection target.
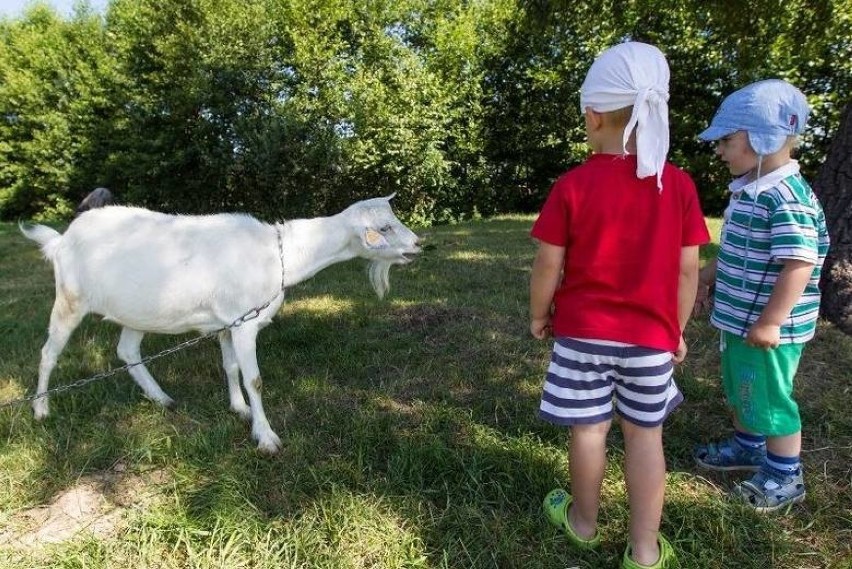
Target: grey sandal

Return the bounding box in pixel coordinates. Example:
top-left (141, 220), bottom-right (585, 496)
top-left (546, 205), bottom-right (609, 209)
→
top-left (733, 467), bottom-right (806, 513)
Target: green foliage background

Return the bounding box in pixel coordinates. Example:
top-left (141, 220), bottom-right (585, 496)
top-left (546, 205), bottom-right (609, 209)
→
top-left (1, 0), bottom-right (850, 222)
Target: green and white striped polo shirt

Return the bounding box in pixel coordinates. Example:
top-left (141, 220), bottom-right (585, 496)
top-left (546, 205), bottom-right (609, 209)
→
top-left (711, 161), bottom-right (830, 343)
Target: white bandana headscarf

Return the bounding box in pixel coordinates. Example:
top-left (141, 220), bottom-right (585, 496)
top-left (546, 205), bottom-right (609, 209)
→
top-left (580, 42), bottom-right (670, 190)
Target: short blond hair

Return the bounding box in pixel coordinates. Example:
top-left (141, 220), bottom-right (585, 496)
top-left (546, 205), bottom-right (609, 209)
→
top-left (600, 105), bottom-right (634, 128)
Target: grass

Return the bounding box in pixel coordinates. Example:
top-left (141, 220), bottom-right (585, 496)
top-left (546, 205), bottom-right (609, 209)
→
top-left (0, 216), bottom-right (850, 568)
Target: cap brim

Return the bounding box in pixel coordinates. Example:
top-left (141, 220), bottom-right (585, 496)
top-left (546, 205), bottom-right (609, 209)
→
top-left (698, 125), bottom-right (737, 142)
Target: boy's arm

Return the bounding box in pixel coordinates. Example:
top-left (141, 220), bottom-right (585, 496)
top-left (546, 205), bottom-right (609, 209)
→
top-left (675, 245), bottom-right (700, 362)
top-left (698, 257), bottom-right (717, 288)
top-left (694, 257), bottom-right (717, 315)
top-left (529, 241), bottom-right (565, 339)
top-left (678, 246), bottom-right (701, 331)
top-left (747, 259), bottom-right (814, 349)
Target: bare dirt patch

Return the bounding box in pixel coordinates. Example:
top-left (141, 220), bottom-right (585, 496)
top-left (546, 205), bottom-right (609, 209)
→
top-left (0, 464), bottom-right (169, 549)
top-left (390, 304), bottom-right (479, 333)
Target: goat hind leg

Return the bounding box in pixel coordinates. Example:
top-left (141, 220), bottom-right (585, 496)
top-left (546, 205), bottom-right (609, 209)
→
top-left (117, 328), bottom-right (175, 408)
top-left (219, 330), bottom-right (251, 420)
top-left (231, 326), bottom-right (281, 454)
top-left (33, 296), bottom-right (85, 420)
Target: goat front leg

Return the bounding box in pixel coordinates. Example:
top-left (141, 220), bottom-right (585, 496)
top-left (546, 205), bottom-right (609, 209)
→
top-left (218, 330), bottom-right (251, 420)
top-left (34, 296), bottom-right (85, 420)
top-left (231, 326), bottom-right (281, 454)
top-left (117, 328), bottom-right (175, 408)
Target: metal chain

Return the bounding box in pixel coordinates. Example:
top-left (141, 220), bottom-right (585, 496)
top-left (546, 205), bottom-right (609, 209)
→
top-left (0, 222), bottom-right (287, 411)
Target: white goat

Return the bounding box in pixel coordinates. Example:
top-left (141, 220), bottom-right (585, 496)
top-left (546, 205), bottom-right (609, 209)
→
top-left (20, 196), bottom-right (420, 453)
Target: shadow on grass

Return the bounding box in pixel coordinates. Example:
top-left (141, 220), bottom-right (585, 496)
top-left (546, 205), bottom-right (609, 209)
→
top-left (1, 218), bottom-right (849, 568)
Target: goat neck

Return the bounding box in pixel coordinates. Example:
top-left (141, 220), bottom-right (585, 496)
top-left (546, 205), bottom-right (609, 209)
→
top-left (278, 213), bottom-right (357, 286)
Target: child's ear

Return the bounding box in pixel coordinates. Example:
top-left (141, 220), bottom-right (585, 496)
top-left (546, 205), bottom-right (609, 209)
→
top-left (584, 107), bottom-right (602, 131)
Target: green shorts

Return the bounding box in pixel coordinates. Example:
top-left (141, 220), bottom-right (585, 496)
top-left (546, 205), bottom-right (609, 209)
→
top-left (720, 331), bottom-right (804, 437)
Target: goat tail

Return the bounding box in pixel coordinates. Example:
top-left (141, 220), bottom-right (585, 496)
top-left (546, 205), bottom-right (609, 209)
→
top-left (368, 260), bottom-right (391, 300)
top-left (19, 222), bottom-right (62, 261)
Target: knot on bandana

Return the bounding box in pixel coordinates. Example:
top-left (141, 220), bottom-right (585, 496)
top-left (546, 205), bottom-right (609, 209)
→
top-left (580, 42), bottom-right (671, 191)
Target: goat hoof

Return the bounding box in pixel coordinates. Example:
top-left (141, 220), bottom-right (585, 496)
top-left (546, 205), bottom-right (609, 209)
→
top-left (231, 401), bottom-right (251, 421)
top-left (32, 401), bottom-right (49, 421)
top-left (232, 406), bottom-right (252, 421)
top-left (159, 396), bottom-right (177, 409)
top-left (256, 433), bottom-right (282, 455)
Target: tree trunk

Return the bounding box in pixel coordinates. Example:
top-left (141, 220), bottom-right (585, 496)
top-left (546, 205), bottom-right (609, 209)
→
top-left (813, 102), bottom-right (852, 334)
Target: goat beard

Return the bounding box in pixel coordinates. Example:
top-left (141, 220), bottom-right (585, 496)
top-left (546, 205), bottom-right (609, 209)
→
top-left (368, 260), bottom-right (392, 299)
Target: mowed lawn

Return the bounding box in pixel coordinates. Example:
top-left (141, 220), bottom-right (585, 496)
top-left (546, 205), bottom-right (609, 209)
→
top-left (0, 216), bottom-right (850, 569)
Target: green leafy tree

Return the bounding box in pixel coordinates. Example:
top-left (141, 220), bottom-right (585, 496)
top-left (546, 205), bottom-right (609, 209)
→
top-left (0, 5), bottom-right (120, 219)
top-left (0, 0), bottom-right (848, 221)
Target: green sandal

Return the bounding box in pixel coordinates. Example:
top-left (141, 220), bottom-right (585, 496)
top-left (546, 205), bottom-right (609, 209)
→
top-left (542, 489), bottom-right (601, 550)
top-left (622, 534), bottom-right (677, 569)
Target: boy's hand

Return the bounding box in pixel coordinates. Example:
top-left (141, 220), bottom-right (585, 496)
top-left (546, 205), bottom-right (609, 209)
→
top-left (744, 259), bottom-right (813, 350)
top-left (693, 283), bottom-right (713, 316)
top-left (530, 317), bottom-right (552, 340)
top-left (746, 320), bottom-right (781, 349)
top-left (672, 335), bottom-right (687, 363)
top-left (693, 261), bottom-right (717, 317)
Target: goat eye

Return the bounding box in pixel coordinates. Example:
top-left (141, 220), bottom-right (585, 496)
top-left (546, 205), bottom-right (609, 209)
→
top-left (379, 225), bottom-right (392, 234)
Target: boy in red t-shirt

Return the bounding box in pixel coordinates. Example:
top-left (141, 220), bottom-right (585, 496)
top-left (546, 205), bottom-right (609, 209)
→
top-left (531, 42), bottom-right (710, 569)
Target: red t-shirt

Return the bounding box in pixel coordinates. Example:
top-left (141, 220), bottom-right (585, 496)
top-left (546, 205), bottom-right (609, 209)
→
top-left (531, 154), bottom-right (711, 352)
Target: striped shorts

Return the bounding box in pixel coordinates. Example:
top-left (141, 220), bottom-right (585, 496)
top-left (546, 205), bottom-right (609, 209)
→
top-left (539, 337), bottom-right (683, 428)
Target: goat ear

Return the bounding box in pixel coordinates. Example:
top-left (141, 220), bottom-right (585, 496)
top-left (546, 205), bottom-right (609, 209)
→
top-left (363, 228), bottom-right (390, 249)
top-left (384, 192), bottom-right (396, 201)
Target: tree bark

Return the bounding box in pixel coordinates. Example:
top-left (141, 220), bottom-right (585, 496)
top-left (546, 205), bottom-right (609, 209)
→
top-left (813, 102), bottom-right (852, 334)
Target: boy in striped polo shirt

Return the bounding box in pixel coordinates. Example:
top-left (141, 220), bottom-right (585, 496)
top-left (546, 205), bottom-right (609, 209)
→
top-left (694, 79), bottom-right (830, 512)
top-left (531, 42), bottom-right (710, 569)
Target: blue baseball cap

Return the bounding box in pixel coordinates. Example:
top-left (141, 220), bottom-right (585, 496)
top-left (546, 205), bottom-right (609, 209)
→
top-left (699, 79), bottom-right (810, 156)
